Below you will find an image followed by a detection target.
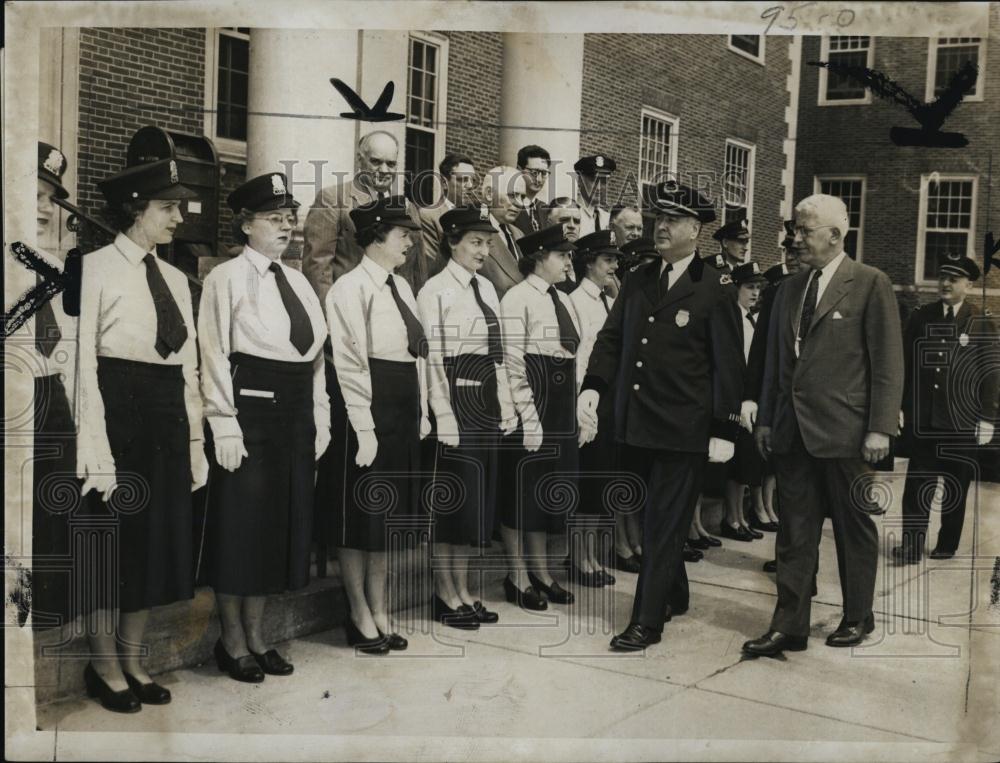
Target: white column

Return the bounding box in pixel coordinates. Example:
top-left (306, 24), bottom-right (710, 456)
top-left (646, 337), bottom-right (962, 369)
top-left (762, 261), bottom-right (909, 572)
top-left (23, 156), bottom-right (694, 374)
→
top-left (498, 33), bottom-right (584, 201)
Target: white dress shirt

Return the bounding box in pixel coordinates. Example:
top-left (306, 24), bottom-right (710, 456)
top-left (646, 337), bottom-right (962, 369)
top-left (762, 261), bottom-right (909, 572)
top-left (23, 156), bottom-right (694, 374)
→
top-left (198, 245), bottom-right (330, 441)
top-left (325, 255), bottom-right (427, 433)
top-left (943, 300), bottom-right (964, 318)
top-left (577, 202), bottom-right (611, 238)
top-left (569, 277), bottom-right (614, 390)
top-left (76, 232), bottom-right (202, 473)
top-left (812, 250), bottom-right (848, 307)
top-left (500, 273), bottom-right (583, 429)
top-left (660, 252), bottom-right (696, 291)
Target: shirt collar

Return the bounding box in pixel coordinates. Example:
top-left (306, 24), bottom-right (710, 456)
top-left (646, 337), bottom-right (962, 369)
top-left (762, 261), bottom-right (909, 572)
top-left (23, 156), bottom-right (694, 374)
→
top-left (446, 258), bottom-right (475, 288)
top-left (361, 255), bottom-right (391, 289)
top-left (242, 245), bottom-right (275, 276)
top-left (580, 277), bottom-right (604, 300)
top-left (113, 232), bottom-right (153, 267)
top-left (661, 252), bottom-right (695, 277)
top-left (525, 273), bottom-right (551, 294)
top-left (945, 300), bottom-right (964, 316)
top-left (817, 250), bottom-right (848, 280)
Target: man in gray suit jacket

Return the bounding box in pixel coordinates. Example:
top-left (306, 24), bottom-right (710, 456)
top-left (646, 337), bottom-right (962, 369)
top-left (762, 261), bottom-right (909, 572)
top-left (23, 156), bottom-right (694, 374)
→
top-left (478, 165), bottom-right (528, 298)
top-left (745, 194), bottom-right (904, 656)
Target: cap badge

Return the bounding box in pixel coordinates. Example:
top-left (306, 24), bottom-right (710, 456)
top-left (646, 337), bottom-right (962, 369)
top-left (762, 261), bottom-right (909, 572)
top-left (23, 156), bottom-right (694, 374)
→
top-left (740, 219), bottom-right (748, 231)
top-left (480, 204), bottom-right (489, 221)
top-left (959, 333), bottom-right (970, 347)
top-left (271, 174), bottom-right (286, 195)
top-left (43, 148), bottom-right (64, 176)
top-left (169, 160), bottom-right (179, 184)
top-left (596, 155), bottom-right (605, 168)
top-left (946, 251), bottom-right (961, 261)
top-left (720, 273), bottom-right (733, 285)
top-left (752, 262), bottom-right (760, 274)
top-left (609, 230), bottom-right (616, 246)
top-left (675, 309), bottom-right (690, 328)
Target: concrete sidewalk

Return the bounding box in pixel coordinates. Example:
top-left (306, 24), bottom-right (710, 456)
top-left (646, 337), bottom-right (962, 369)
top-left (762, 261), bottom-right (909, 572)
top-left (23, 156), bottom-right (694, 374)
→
top-left (32, 471), bottom-right (1000, 762)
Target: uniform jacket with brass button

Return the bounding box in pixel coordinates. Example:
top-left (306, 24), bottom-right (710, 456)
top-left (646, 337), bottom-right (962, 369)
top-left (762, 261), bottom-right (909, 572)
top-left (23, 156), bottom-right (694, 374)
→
top-left (582, 253), bottom-right (744, 451)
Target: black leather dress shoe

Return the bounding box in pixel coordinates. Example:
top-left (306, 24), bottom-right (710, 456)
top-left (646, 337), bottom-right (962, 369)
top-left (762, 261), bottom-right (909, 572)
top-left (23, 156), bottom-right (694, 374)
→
top-left (84, 663), bottom-right (141, 714)
top-left (214, 639), bottom-right (266, 682)
top-left (610, 623), bottom-right (662, 651)
top-left (891, 544), bottom-right (922, 564)
top-left (377, 630), bottom-right (409, 651)
top-left (825, 613), bottom-right (875, 647)
top-left (719, 523), bottom-right (755, 542)
top-left (742, 630), bottom-right (808, 656)
top-left (612, 553), bottom-right (642, 573)
top-left (929, 546), bottom-right (955, 560)
top-left (123, 672), bottom-right (171, 704)
top-left (698, 533), bottom-right (722, 547)
top-left (471, 600), bottom-right (499, 623)
top-left (432, 595), bottom-right (480, 630)
top-left (745, 524), bottom-right (764, 540)
top-left (598, 569), bottom-right (616, 586)
top-left (687, 536), bottom-right (711, 550)
top-left (750, 515), bottom-right (779, 533)
top-left (503, 576), bottom-right (548, 611)
top-left (527, 571), bottom-right (575, 604)
top-left (251, 649), bottom-right (294, 674)
top-left (571, 567), bottom-right (604, 587)
top-left (763, 559), bottom-right (777, 573)
top-left (344, 621), bottom-right (391, 654)
top-left (683, 546), bottom-right (703, 562)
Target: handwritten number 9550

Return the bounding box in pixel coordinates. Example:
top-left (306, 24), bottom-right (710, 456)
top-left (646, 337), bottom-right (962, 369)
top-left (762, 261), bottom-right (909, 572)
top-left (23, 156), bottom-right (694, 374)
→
top-left (761, 4), bottom-right (856, 35)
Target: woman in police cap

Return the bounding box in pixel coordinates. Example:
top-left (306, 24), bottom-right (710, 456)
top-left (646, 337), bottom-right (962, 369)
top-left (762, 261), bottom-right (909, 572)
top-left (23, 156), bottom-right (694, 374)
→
top-left (198, 173), bottom-right (330, 682)
top-left (416, 204), bottom-right (517, 629)
top-left (323, 195), bottom-right (426, 654)
top-left (499, 224), bottom-right (582, 610)
top-left (76, 157), bottom-right (208, 712)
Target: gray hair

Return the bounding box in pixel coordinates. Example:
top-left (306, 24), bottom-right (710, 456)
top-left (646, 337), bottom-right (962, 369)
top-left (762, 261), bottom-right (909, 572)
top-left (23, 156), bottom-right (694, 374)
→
top-left (357, 130), bottom-right (399, 156)
top-left (795, 193), bottom-right (850, 237)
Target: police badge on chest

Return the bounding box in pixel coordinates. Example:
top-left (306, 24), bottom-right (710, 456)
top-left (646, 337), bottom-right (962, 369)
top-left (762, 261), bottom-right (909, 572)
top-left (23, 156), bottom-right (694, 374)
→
top-left (675, 309), bottom-right (690, 328)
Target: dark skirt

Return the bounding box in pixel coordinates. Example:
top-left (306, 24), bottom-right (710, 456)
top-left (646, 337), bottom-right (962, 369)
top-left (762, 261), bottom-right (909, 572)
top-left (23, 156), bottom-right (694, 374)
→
top-left (431, 354), bottom-right (500, 547)
top-left (730, 429), bottom-right (764, 487)
top-left (31, 373), bottom-right (84, 629)
top-left (84, 357), bottom-right (194, 613)
top-left (501, 353), bottom-right (579, 532)
top-left (201, 353), bottom-right (316, 596)
top-left (314, 356), bottom-right (345, 547)
top-left (331, 358), bottom-right (421, 552)
top-left (576, 382), bottom-right (618, 516)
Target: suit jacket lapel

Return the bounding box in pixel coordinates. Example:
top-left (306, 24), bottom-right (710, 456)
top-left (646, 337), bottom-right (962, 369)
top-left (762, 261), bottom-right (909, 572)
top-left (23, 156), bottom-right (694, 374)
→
top-left (489, 231), bottom-right (520, 283)
top-left (787, 270), bottom-right (811, 337)
top-left (810, 256), bottom-right (855, 331)
top-left (955, 301), bottom-right (973, 331)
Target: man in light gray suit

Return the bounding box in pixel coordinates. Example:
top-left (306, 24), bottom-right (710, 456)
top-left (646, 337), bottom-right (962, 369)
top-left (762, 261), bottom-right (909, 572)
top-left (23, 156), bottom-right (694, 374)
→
top-left (745, 194), bottom-right (904, 656)
top-left (478, 165), bottom-right (527, 298)
top-left (418, 152), bottom-right (477, 265)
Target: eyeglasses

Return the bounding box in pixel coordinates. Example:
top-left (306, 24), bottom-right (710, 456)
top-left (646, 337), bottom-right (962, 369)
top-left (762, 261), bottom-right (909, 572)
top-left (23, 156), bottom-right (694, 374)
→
top-left (794, 224), bottom-right (834, 236)
top-left (524, 168), bottom-right (550, 178)
top-left (255, 213), bottom-right (298, 227)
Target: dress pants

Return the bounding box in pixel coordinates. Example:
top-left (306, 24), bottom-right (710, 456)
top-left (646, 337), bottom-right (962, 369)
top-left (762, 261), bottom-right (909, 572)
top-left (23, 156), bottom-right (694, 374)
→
top-left (624, 446), bottom-right (705, 632)
top-left (900, 436), bottom-right (976, 553)
top-left (770, 426), bottom-right (879, 637)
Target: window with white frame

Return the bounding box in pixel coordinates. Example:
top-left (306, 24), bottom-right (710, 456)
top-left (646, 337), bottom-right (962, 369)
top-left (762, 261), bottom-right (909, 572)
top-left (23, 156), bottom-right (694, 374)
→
top-left (638, 108), bottom-right (679, 234)
top-left (927, 38), bottom-right (985, 102)
top-left (819, 36), bottom-right (873, 104)
top-left (204, 28), bottom-right (249, 160)
top-left (723, 140), bottom-right (755, 228)
top-left (405, 34), bottom-right (448, 206)
top-left (918, 175), bottom-right (977, 281)
top-left (728, 35), bottom-right (764, 64)
top-left (815, 177), bottom-right (865, 260)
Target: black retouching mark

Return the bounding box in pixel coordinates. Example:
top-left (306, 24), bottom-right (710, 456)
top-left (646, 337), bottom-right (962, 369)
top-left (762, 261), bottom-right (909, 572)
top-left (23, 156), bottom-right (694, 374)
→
top-left (3, 243), bottom-right (83, 339)
top-left (807, 60), bottom-right (978, 148)
top-left (4, 554), bottom-right (32, 628)
top-left (989, 557), bottom-right (1000, 609)
top-left (329, 79), bottom-right (405, 122)
top-left (984, 232), bottom-right (999, 277)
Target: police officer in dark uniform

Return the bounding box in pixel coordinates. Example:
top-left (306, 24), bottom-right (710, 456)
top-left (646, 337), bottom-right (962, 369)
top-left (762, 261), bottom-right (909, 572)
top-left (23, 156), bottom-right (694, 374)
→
top-left (892, 253), bottom-right (999, 563)
top-left (706, 217), bottom-right (751, 272)
top-left (618, 237), bottom-right (659, 286)
top-left (578, 181), bottom-right (744, 651)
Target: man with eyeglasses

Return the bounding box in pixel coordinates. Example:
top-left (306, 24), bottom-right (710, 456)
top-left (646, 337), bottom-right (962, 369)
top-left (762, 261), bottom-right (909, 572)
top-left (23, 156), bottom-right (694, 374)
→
top-left (302, 130), bottom-right (428, 303)
top-left (744, 194), bottom-right (903, 657)
top-left (478, 165), bottom-right (529, 298)
top-left (515, 145), bottom-right (551, 234)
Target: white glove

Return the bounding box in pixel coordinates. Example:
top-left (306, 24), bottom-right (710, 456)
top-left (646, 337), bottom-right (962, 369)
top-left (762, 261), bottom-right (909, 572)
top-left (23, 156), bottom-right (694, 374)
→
top-left (577, 390), bottom-right (600, 431)
top-left (81, 469), bottom-right (117, 502)
top-left (215, 436), bottom-right (247, 472)
top-left (356, 430), bottom-right (378, 467)
top-left (191, 442), bottom-right (209, 492)
top-left (420, 415), bottom-right (432, 441)
top-left (740, 400), bottom-right (758, 434)
top-left (315, 427), bottom-right (332, 460)
top-left (578, 422), bottom-right (597, 447)
top-left (522, 420), bottom-right (543, 452)
top-left (499, 414), bottom-right (519, 436)
top-left (976, 420), bottom-right (995, 446)
top-left (436, 412), bottom-right (460, 447)
top-left (708, 437), bottom-right (735, 464)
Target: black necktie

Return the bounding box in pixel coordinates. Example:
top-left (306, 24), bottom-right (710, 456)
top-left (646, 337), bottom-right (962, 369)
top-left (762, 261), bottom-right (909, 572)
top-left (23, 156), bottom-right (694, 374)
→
top-left (600, 292), bottom-right (611, 315)
top-left (548, 286), bottom-right (580, 354)
top-left (501, 225), bottom-right (520, 260)
top-left (470, 277), bottom-right (502, 364)
top-left (143, 253), bottom-right (188, 358)
top-left (944, 304), bottom-right (954, 321)
top-left (747, 311), bottom-right (757, 329)
top-left (386, 275), bottom-right (428, 359)
top-left (269, 262), bottom-right (314, 355)
top-left (35, 275), bottom-right (61, 358)
top-left (594, 211), bottom-right (602, 232)
top-left (798, 269), bottom-right (822, 342)
top-left (658, 262), bottom-right (673, 297)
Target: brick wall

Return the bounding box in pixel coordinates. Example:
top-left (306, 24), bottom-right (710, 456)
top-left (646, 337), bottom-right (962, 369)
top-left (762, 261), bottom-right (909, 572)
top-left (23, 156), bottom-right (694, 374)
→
top-left (580, 34), bottom-right (793, 267)
top-left (794, 9), bottom-right (1000, 315)
top-left (442, 32), bottom-right (504, 179)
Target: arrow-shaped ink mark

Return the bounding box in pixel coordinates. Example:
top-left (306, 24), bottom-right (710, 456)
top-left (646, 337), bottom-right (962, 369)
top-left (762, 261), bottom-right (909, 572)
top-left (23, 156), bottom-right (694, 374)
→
top-left (3, 242), bottom-right (82, 340)
top-left (985, 232), bottom-right (1000, 276)
top-left (329, 78), bottom-right (405, 122)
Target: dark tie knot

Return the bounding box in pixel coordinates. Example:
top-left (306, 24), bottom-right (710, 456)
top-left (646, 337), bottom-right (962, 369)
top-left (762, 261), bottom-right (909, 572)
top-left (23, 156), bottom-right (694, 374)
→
top-left (269, 262), bottom-right (280, 274)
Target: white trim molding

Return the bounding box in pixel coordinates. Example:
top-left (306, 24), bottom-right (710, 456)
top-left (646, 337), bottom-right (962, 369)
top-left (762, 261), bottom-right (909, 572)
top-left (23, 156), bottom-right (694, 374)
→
top-left (818, 36), bottom-right (874, 106)
top-left (925, 37), bottom-right (986, 104)
top-left (915, 172), bottom-right (979, 285)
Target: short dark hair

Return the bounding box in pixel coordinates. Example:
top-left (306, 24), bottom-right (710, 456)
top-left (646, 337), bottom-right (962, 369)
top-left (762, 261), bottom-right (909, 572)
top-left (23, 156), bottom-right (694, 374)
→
top-left (231, 208), bottom-right (256, 246)
top-left (439, 230), bottom-right (465, 261)
top-left (518, 245), bottom-right (556, 277)
top-left (610, 203), bottom-right (642, 221)
top-left (517, 145), bottom-right (551, 169)
top-left (545, 196), bottom-right (579, 212)
top-left (439, 153), bottom-right (474, 179)
top-left (103, 199), bottom-right (150, 233)
top-left (573, 249), bottom-right (616, 283)
top-left (355, 221), bottom-right (397, 249)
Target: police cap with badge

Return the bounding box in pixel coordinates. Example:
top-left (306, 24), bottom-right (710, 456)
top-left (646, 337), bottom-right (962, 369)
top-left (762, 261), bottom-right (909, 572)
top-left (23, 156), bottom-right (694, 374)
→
top-left (712, 217), bottom-right (750, 242)
top-left (39, 142), bottom-right (70, 200)
top-left (574, 154), bottom-right (617, 177)
top-left (574, 229), bottom-right (622, 257)
top-left (647, 180), bottom-right (717, 224)
top-left (440, 204), bottom-right (498, 235)
top-left (519, 224), bottom-right (577, 256)
top-left (938, 251), bottom-right (981, 281)
top-left (731, 261), bottom-right (768, 286)
top-left (348, 194), bottom-right (420, 232)
top-left (98, 158), bottom-right (198, 203)
top-left (227, 173), bottom-right (300, 213)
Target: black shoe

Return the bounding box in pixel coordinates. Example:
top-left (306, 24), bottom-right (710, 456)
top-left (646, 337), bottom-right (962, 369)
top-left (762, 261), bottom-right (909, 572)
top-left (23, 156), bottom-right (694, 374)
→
top-left (527, 571), bottom-right (575, 604)
top-left (214, 639), bottom-right (267, 681)
top-left (570, 567), bottom-right (604, 587)
top-left (251, 649), bottom-right (294, 675)
top-left (891, 544), bottom-right (922, 565)
top-left (687, 536), bottom-right (711, 550)
top-left (750, 515), bottom-right (779, 532)
top-left (344, 621), bottom-right (391, 654)
top-left (683, 546), bottom-right (703, 562)
top-left (84, 663), bottom-right (141, 714)
top-left (470, 600), bottom-right (499, 623)
top-left (698, 533), bottom-right (722, 547)
top-left (377, 630), bottom-right (409, 651)
top-left (719, 523), bottom-right (755, 542)
top-left (123, 672), bottom-right (171, 704)
top-left (825, 613), bottom-right (875, 647)
top-left (742, 630), bottom-right (808, 656)
top-left (744, 524), bottom-right (764, 540)
top-left (929, 546), bottom-right (955, 560)
top-left (432, 595), bottom-right (481, 630)
top-left (610, 623), bottom-right (662, 651)
top-left (502, 576), bottom-right (548, 611)
top-left (612, 552), bottom-right (642, 573)
top-left (763, 559), bottom-right (777, 573)
top-left (598, 569), bottom-right (616, 586)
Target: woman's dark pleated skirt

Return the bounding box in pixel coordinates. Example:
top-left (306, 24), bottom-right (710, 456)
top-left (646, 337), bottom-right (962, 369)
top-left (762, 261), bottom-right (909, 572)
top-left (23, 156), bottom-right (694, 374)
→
top-left (501, 353), bottom-right (578, 533)
top-left (430, 354), bottom-right (500, 547)
top-left (201, 353), bottom-right (316, 596)
top-left (84, 357), bottom-right (194, 613)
